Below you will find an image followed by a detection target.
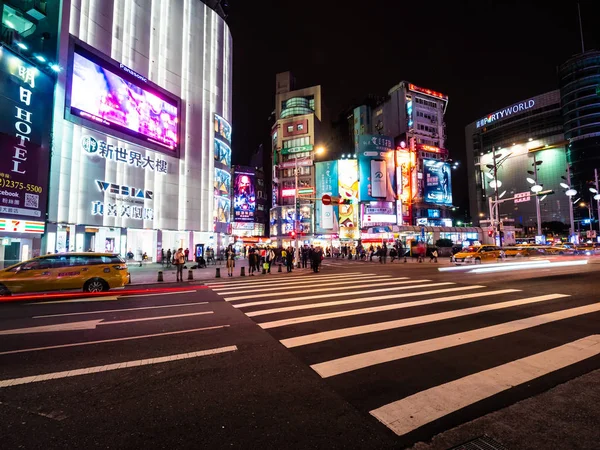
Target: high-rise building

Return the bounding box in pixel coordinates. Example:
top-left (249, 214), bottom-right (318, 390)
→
top-left (42, 0), bottom-right (233, 261)
top-left (559, 51), bottom-right (600, 199)
top-left (270, 71), bottom-right (323, 247)
top-left (465, 91), bottom-right (569, 236)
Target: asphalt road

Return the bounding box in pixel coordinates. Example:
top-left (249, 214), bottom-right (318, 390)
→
top-left (2, 258), bottom-right (600, 449)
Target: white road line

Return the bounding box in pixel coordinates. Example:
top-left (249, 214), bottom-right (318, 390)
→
top-left (31, 296), bottom-right (119, 304)
top-left (281, 294), bottom-right (569, 348)
top-left (204, 272), bottom-right (363, 287)
top-left (0, 345), bottom-right (238, 388)
top-left (100, 311), bottom-right (213, 325)
top-left (240, 282), bottom-right (456, 311)
top-left (0, 325), bottom-right (230, 356)
top-left (122, 290), bottom-right (197, 298)
top-left (311, 302), bottom-right (600, 378)
top-left (256, 287), bottom-right (497, 326)
top-left (213, 275), bottom-right (392, 294)
top-left (33, 301), bottom-right (210, 319)
top-left (224, 278), bottom-right (414, 301)
top-left (370, 334), bottom-right (600, 436)
top-left (207, 273), bottom-right (365, 288)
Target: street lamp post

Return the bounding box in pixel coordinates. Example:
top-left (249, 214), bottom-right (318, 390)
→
top-left (533, 153), bottom-right (543, 237)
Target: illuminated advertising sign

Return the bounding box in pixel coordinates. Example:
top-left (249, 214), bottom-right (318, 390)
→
top-left (476, 99), bottom-right (535, 128)
top-left (423, 159), bottom-right (453, 205)
top-left (214, 139), bottom-right (232, 167)
top-left (315, 160), bottom-right (339, 232)
top-left (408, 83), bottom-right (448, 100)
top-left (81, 135), bottom-right (168, 173)
top-left (66, 40), bottom-right (180, 155)
top-left (214, 114), bottom-right (232, 146)
top-left (214, 168), bottom-right (231, 197)
top-left (357, 135), bottom-right (395, 202)
top-left (0, 46), bottom-right (54, 224)
top-left (338, 159), bottom-right (359, 239)
top-left (214, 196), bottom-right (230, 223)
top-left (233, 172), bottom-right (256, 222)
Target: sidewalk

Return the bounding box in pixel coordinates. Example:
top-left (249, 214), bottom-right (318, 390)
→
top-left (125, 257), bottom-right (453, 285)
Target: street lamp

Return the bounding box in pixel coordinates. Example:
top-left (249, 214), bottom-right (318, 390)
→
top-left (561, 170), bottom-right (576, 240)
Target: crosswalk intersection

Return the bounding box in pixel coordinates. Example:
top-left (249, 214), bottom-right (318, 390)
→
top-left (206, 271), bottom-right (600, 442)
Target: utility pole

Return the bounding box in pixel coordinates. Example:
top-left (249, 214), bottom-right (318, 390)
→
top-left (567, 163), bottom-right (575, 240)
top-left (491, 148), bottom-right (503, 247)
top-left (533, 153), bottom-right (542, 237)
top-left (595, 168), bottom-right (599, 231)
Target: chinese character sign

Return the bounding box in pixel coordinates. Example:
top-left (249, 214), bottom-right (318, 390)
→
top-left (233, 172), bottom-right (256, 222)
top-left (423, 159), bottom-right (452, 205)
top-left (0, 47), bottom-right (54, 221)
top-left (81, 136), bottom-right (168, 173)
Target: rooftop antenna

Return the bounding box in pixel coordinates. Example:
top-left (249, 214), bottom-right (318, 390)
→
top-left (578, 2), bottom-right (585, 53)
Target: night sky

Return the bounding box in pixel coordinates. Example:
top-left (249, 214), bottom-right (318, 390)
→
top-left (226, 0), bottom-right (600, 217)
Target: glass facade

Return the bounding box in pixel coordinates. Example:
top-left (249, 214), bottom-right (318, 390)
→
top-left (559, 51), bottom-right (600, 195)
top-left (280, 96), bottom-right (315, 119)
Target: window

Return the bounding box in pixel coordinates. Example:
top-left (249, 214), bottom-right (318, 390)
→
top-left (287, 125), bottom-right (293, 132)
top-left (297, 124), bottom-right (304, 131)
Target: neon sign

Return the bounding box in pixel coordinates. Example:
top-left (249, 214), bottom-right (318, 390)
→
top-left (408, 83), bottom-right (447, 100)
top-left (81, 136), bottom-right (168, 173)
top-left (477, 99), bottom-right (535, 128)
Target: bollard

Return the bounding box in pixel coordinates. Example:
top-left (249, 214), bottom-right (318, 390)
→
top-left (240, 266), bottom-right (246, 277)
top-left (278, 264), bottom-right (282, 272)
top-left (215, 267), bottom-right (221, 278)
top-left (403, 256), bottom-right (407, 263)
top-left (188, 269), bottom-right (193, 280)
top-left (128, 272), bottom-right (132, 284)
top-left (157, 271), bottom-right (164, 282)
top-left (297, 261), bottom-right (301, 269)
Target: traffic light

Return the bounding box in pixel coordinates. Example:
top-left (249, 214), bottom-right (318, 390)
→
top-left (295, 199), bottom-right (300, 210)
top-left (290, 231), bottom-right (296, 238)
top-left (488, 229), bottom-right (494, 237)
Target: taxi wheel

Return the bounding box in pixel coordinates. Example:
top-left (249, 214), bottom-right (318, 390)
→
top-left (83, 278), bottom-right (109, 293)
top-left (0, 283), bottom-right (11, 296)
top-left (475, 257), bottom-right (481, 264)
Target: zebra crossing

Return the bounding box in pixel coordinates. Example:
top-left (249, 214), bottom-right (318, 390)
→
top-left (205, 272), bottom-right (600, 441)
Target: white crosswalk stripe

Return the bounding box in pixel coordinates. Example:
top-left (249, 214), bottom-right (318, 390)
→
top-left (207, 271), bottom-right (593, 439)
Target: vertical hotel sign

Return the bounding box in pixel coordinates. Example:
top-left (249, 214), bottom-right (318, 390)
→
top-left (0, 47), bottom-right (53, 229)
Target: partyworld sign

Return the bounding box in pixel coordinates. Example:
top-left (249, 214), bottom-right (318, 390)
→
top-left (476, 99), bottom-right (535, 128)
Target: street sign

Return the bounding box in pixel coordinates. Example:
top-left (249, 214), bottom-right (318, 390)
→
top-left (514, 192), bottom-right (531, 203)
top-left (322, 194), bottom-right (332, 206)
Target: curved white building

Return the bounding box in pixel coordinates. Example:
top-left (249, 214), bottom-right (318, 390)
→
top-left (47, 0), bottom-right (232, 260)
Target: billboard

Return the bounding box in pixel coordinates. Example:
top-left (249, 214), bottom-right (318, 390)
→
top-left (214, 139), bottom-right (231, 166)
top-left (214, 168), bottom-right (231, 197)
top-left (214, 196), bottom-right (230, 223)
top-left (357, 135), bottom-right (395, 202)
top-left (0, 46), bottom-right (54, 223)
top-left (233, 172), bottom-right (256, 222)
top-left (338, 159), bottom-right (359, 239)
top-left (423, 159), bottom-right (452, 205)
top-left (315, 161), bottom-right (338, 232)
top-left (66, 42), bottom-right (180, 155)
top-left (214, 114), bottom-right (232, 145)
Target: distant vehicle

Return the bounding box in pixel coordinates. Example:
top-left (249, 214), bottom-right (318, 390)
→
top-left (452, 245), bottom-right (503, 265)
top-left (0, 253), bottom-right (128, 296)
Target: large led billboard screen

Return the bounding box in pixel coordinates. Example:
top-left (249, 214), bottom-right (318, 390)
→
top-left (423, 159), bottom-right (452, 205)
top-left (66, 40), bottom-right (180, 155)
top-left (233, 172), bottom-right (256, 222)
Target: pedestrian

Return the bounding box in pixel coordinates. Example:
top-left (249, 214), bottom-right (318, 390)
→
top-left (430, 248), bottom-right (438, 263)
top-left (248, 249), bottom-right (256, 275)
top-left (161, 248), bottom-right (165, 265)
top-left (285, 247), bottom-right (294, 272)
top-left (184, 248), bottom-right (189, 261)
top-left (226, 244), bottom-right (235, 277)
top-left (266, 247), bottom-right (276, 273)
top-left (312, 246), bottom-right (323, 273)
top-left (174, 248), bottom-right (185, 281)
top-left (390, 247), bottom-right (397, 262)
top-left (301, 245), bottom-right (309, 268)
top-left (166, 248), bottom-right (172, 268)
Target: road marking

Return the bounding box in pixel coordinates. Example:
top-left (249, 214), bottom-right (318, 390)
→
top-left (439, 260), bottom-right (552, 272)
top-left (256, 287), bottom-right (499, 326)
top-left (31, 296), bottom-right (119, 304)
top-left (468, 259), bottom-right (588, 274)
top-left (229, 281), bottom-right (449, 306)
top-left (370, 334), bottom-right (600, 436)
top-left (281, 294), bottom-right (569, 348)
top-left (121, 290), bottom-right (197, 298)
top-left (311, 302), bottom-right (600, 378)
top-left (207, 272), bottom-right (365, 288)
top-left (224, 278), bottom-right (415, 301)
top-left (244, 283), bottom-right (463, 314)
top-left (0, 325), bottom-right (230, 356)
top-left (0, 345), bottom-right (238, 388)
top-left (213, 275), bottom-right (392, 294)
top-left (0, 311), bottom-right (214, 335)
top-left (33, 301), bottom-right (210, 319)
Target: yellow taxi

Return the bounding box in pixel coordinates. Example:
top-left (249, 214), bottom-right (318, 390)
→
top-left (503, 245), bottom-right (545, 257)
top-left (0, 253), bottom-right (129, 295)
top-left (453, 245), bottom-right (503, 265)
